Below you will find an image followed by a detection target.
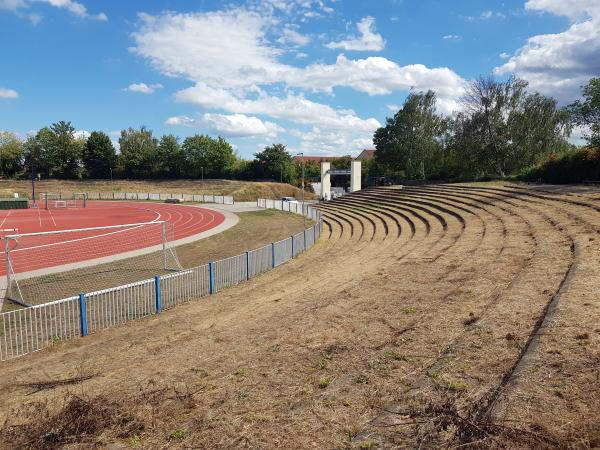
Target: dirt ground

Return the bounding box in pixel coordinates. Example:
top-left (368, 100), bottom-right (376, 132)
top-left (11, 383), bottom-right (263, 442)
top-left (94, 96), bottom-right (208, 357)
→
top-left (3, 209), bottom-right (310, 311)
top-left (0, 179), bottom-right (315, 202)
top-left (0, 182), bottom-right (598, 449)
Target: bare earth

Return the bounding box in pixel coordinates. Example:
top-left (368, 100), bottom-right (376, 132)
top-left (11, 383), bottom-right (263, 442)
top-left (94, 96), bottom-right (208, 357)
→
top-left (0, 183), bottom-right (599, 449)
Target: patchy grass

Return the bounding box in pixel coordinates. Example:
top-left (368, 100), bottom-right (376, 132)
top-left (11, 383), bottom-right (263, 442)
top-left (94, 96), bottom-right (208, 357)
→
top-left (0, 179), bottom-right (315, 202)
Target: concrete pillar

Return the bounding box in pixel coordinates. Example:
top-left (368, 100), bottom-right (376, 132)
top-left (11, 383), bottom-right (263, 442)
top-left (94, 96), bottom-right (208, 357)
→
top-left (350, 160), bottom-right (361, 192)
top-left (320, 162), bottom-right (331, 201)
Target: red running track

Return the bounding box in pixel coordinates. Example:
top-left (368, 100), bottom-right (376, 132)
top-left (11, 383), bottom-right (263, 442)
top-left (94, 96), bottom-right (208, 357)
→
top-left (0, 201), bottom-right (225, 276)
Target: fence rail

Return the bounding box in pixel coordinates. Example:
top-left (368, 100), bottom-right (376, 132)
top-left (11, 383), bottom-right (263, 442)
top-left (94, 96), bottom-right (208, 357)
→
top-left (44, 191), bottom-right (234, 205)
top-left (0, 200), bottom-right (321, 361)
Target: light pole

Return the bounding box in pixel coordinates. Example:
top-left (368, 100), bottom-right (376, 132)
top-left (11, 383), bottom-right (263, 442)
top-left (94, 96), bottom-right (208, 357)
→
top-left (201, 167), bottom-right (204, 181)
top-left (109, 167), bottom-right (113, 183)
top-left (296, 152), bottom-right (305, 228)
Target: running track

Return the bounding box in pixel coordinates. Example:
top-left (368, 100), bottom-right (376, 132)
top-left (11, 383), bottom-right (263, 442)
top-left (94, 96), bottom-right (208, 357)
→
top-left (0, 201), bottom-right (225, 276)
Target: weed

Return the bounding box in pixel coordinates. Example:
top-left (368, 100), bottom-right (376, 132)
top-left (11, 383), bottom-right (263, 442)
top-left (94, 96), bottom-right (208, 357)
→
top-left (169, 429), bottom-right (186, 441)
top-left (319, 377), bottom-right (331, 389)
top-left (233, 368), bottom-right (247, 376)
top-left (402, 307), bottom-right (417, 314)
top-left (51, 335), bottom-right (62, 345)
top-left (447, 380), bottom-right (467, 391)
top-left (357, 439), bottom-right (378, 449)
top-left (318, 358), bottom-right (329, 370)
top-left (354, 374), bottom-right (369, 384)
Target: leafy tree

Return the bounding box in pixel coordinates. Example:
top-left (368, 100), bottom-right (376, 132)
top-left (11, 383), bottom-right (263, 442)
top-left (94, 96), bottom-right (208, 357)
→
top-left (452, 76), bottom-right (570, 177)
top-left (568, 77), bottom-right (600, 148)
top-left (331, 155), bottom-right (352, 169)
top-left (251, 143), bottom-right (297, 183)
top-left (82, 131), bottom-right (116, 178)
top-left (156, 134), bottom-right (184, 178)
top-left (0, 131), bottom-right (23, 177)
top-left (373, 91), bottom-right (447, 179)
top-left (25, 127), bottom-right (55, 177)
top-left (182, 135), bottom-right (236, 178)
top-left (119, 126), bottom-right (158, 178)
top-left (49, 121), bottom-right (81, 178)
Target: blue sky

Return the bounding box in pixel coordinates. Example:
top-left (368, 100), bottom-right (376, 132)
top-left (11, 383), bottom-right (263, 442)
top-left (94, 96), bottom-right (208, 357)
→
top-left (0, 0), bottom-right (597, 157)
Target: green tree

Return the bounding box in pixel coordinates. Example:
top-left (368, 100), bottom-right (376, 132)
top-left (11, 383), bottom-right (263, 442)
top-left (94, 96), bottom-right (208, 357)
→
top-left (373, 90), bottom-right (447, 179)
top-left (0, 131), bottom-right (23, 177)
top-left (119, 126), bottom-right (158, 178)
top-left (50, 121), bottom-right (81, 178)
top-left (251, 143), bottom-right (297, 183)
top-left (182, 135), bottom-right (236, 178)
top-left (452, 76), bottom-right (571, 177)
top-left (156, 134), bottom-right (184, 178)
top-left (568, 78), bottom-right (600, 148)
top-left (25, 127), bottom-right (55, 177)
top-left (82, 131), bottom-right (116, 178)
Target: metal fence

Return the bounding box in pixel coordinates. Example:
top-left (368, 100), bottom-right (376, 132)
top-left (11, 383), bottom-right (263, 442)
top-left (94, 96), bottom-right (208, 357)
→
top-left (51, 191), bottom-right (234, 205)
top-left (0, 200), bottom-right (321, 362)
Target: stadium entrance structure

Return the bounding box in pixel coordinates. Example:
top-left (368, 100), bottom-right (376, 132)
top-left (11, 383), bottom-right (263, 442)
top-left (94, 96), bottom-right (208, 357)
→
top-left (320, 160), bottom-right (361, 200)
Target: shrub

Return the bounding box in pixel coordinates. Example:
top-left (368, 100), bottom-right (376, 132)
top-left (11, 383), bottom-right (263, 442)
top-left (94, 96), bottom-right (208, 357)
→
top-left (518, 147), bottom-right (600, 183)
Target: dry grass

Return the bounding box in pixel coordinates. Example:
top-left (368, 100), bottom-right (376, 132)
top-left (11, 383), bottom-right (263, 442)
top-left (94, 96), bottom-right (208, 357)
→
top-left (0, 179), bottom-right (315, 202)
top-left (0, 183), bottom-right (599, 449)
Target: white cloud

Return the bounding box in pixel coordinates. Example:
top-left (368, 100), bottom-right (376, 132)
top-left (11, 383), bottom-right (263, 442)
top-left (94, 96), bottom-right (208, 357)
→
top-left (569, 124), bottom-right (591, 146)
top-left (202, 113), bottom-right (283, 138)
top-left (0, 87), bottom-right (19, 99)
top-left (524, 0), bottom-right (600, 21)
top-left (1, 0), bottom-right (107, 21)
top-left (277, 27), bottom-right (310, 46)
top-left (325, 16), bottom-right (385, 51)
top-left (131, 8), bottom-right (466, 154)
top-left (123, 82), bottom-right (163, 94)
top-left (443, 34), bottom-right (462, 41)
top-left (499, 52), bottom-right (510, 59)
top-left (386, 104), bottom-right (399, 112)
top-left (495, 1), bottom-right (600, 103)
top-left (73, 129), bottom-right (90, 139)
top-left (166, 113), bottom-right (284, 138)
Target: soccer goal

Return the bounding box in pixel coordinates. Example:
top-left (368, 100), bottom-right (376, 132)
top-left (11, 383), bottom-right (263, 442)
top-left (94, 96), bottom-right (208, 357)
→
top-left (42, 192), bottom-right (87, 209)
top-left (4, 221), bottom-right (182, 307)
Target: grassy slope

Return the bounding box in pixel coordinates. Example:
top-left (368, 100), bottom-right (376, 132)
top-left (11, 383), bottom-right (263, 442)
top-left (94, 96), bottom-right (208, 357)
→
top-left (0, 179), bottom-right (315, 202)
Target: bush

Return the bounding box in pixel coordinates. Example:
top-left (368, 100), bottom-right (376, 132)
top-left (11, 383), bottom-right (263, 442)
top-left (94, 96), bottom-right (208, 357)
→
top-left (518, 147), bottom-right (600, 183)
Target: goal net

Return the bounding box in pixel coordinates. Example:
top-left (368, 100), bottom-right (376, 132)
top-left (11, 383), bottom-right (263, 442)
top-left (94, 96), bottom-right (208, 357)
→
top-left (42, 192), bottom-right (87, 209)
top-left (3, 221), bottom-right (182, 307)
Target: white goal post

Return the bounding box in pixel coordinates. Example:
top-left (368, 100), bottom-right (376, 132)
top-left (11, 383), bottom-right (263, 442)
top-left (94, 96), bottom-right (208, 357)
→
top-left (42, 192), bottom-right (87, 209)
top-left (4, 220), bottom-right (182, 307)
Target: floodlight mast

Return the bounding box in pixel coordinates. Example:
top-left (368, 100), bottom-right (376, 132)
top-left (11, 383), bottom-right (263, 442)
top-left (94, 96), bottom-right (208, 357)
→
top-left (297, 152), bottom-right (305, 228)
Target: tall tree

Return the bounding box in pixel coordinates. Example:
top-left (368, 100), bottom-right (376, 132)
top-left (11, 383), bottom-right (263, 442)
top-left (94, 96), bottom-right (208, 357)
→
top-left (251, 143), bottom-right (297, 183)
top-left (119, 126), bottom-right (158, 178)
top-left (0, 131), bottom-right (23, 177)
top-left (50, 121), bottom-right (81, 178)
top-left (82, 131), bottom-right (116, 178)
top-left (373, 91), bottom-right (447, 179)
top-left (156, 134), bottom-right (184, 178)
top-left (182, 135), bottom-right (236, 178)
top-left (568, 77), bottom-right (600, 149)
top-left (453, 76), bottom-right (570, 177)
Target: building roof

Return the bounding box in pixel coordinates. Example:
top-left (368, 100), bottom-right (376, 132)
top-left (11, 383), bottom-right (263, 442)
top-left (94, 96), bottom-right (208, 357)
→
top-left (356, 149), bottom-right (376, 159)
top-left (292, 155), bottom-right (345, 163)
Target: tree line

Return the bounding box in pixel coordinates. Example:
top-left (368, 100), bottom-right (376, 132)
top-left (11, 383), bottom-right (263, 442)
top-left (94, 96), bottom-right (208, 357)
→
top-left (1, 76), bottom-right (597, 184)
top-left (0, 124), bottom-right (306, 182)
top-left (371, 76), bottom-right (599, 181)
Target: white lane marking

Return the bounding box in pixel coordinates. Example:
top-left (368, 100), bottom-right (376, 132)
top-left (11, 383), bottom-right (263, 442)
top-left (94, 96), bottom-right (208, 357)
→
top-left (0, 210), bottom-right (11, 229)
top-left (46, 207), bottom-right (57, 227)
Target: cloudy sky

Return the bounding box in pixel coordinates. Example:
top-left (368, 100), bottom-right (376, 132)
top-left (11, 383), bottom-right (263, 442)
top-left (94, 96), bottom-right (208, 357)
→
top-left (0, 0), bottom-right (598, 157)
